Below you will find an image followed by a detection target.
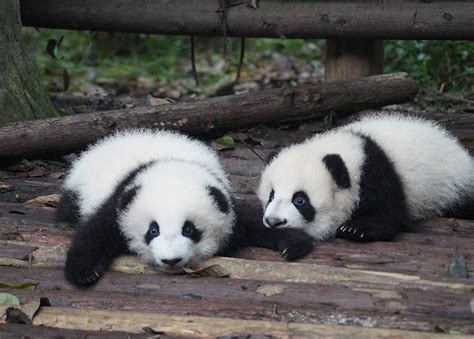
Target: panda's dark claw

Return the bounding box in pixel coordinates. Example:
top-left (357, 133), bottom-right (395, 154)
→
top-left (337, 220), bottom-right (399, 242)
top-left (276, 229), bottom-right (314, 261)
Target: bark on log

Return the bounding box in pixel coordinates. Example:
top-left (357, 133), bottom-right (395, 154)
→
top-left (0, 0), bottom-right (58, 125)
top-left (20, 1), bottom-right (474, 40)
top-left (0, 72), bottom-right (418, 162)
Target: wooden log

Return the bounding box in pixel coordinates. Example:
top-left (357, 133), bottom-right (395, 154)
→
top-left (31, 307), bottom-right (457, 337)
top-left (325, 39), bottom-right (384, 82)
top-left (0, 324), bottom-right (144, 338)
top-left (0, 73), bottom-right (418, 163)
top-left (1, 200), bottom-right (473, 279)
top-left (20, 1), bottom-right (474, 40)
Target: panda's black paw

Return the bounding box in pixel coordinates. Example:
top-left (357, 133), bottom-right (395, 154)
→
top-left (336, 221), bottom-right (397, 242)
top-left (64, 247), bottom-right (109, 287)
top-left (277, 229), bottom-right (314, 261)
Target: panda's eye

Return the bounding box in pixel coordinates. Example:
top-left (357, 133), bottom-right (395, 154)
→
top-left (145, 221), bottom-right (160, 244)
top-left (148, 221), bottom-right (160, 237)
top-left (182, 221), bottom-right (202, 243)
top-left (182, 221), bottom-right (196, 237)
top-left (268, 190), bottom-right (275, 203)
top-left (292, 192), bottom-right (307, 206)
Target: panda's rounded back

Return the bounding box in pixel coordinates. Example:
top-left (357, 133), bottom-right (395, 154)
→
top-left (63, 129), bottom-right (228, 220)
top-left (344, 114), bottom-right (474, 218)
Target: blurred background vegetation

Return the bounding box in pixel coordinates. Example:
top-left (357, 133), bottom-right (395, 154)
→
top-left (22, 29), bottom-right (473, 98)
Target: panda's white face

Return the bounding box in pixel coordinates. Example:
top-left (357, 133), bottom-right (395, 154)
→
top-left (258, 143), bottom-right (358, 240)
top-left (118, 164), bottom-right (234, 272)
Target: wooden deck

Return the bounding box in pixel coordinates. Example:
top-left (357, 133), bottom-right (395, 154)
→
top-left (1, 112), bottom-right (473, 337)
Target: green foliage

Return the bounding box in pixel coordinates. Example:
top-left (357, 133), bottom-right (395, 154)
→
top-left (22, 28), bottom-right (473, 95)
top-left (385, 40), bottom-right (473, 94)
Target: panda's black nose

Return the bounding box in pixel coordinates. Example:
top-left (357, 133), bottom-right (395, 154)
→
top-left (162, 258), bottom-right (182, 266)
top-left (265, 217), bottom-right (288, 228)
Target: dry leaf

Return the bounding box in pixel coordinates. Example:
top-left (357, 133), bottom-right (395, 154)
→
top-left (7, 160), bottom-right (34, 172)
top-left (24, 194), bottom-right (61, 208)
top-left (0, 258), bottom-right (29, 268)
top-left (183, 264), bottom-right (230, 278)
top-left (256, 284), bottom-right (286, 297)
top-left (0, 293), bottom-right (20, 306)
top-left (0, 282), bottom-right (38, 290)
top-left (0, 182), bottom-right (13, 193)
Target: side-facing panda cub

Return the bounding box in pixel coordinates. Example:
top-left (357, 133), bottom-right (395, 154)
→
top-left (258, 114), bottom-right (474, 252)
top-left (58, 130), bottom-right (239, 286)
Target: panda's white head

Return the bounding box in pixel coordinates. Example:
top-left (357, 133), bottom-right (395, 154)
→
top-left (118, 161), bottom-right (235, 272)
top-left (258, 134), bottom-right (363, 240)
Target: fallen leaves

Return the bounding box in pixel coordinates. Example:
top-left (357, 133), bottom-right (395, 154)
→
top-left (0, 281), bottom-right (38, 290)
top-left (0, 293), bottom-right (20, 306)
top-left (255, 284), bottom-right (285, 297)
top-left (24, 194), bottom-right (61, 208)
top-left (183, 264), bottom-right (230, 278)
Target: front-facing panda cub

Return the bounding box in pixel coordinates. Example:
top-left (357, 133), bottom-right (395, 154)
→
top-left (258, 114), bottom-right (474, 255)
top-left (58, 130), bottom-right (239, 286)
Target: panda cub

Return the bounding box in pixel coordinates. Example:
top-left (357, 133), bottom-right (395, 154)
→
top-left (258, 114), bottom-right (474, 251)
top-left (58, 130), bottom-right (238, 286)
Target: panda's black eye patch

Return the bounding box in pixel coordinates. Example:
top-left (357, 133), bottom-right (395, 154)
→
top-left (182, 221), bottom-right (202, 243)
top-left (145, 221), bottom-right (160, 244)
top-left (268, 190), bottom-right (275, 205)
top-left (292, 193), bottom-right (307, 206)
top-left (292, 191), bottom-right (316, 222)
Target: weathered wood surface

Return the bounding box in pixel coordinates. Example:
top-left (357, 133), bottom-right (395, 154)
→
top-left (20, 0), bottom-right (474, 40)
top-left (0, 324), bottom-right (146, 338)
top-left (1, 111), bottom-right (473, 336)
top-left (325, 39), bottom-right (384, 82)
top-left (0, 73), bottom-right (418, 162)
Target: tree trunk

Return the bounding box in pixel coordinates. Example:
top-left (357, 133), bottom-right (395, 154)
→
top-left (0, 73), bottom-right (418, 162)
top-left (0, 0), bottom-right (58, 125)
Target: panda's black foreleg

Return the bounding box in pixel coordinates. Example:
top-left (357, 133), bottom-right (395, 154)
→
top-left (232, 198), bottom-right (314, 260)
top-left (246, 227), bottom-right (314, 260)
top-left (336, 216), bottom-right (403, 242)
top-left (64, 210), bottom-right (128, 287)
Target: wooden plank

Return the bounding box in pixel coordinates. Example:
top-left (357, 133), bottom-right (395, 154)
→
top-left (0, 324), bottom-right (146, 338)
top-left (20, 1), bottom-right (474, 40)
top-left (1, 213), bottom-right (473, 278)
top-left (0, 242), bottom-right (36, 260)
top-left (32, 307), bottom-right (460, 337)
top-left (2, 265), bottom-right (473, 323)
top-left (5, 283), bottom-right (473, 334)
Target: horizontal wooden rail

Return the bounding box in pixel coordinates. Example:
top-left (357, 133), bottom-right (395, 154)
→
top-left (20, 0), bottom-right (474, 40)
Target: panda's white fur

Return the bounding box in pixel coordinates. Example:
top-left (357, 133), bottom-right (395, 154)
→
top-left (65, 129), bottom-right (230, 221)
top-left (61, 129), bottom-right (235, 283)
top-left (258, 114), bottom-right (474, 241)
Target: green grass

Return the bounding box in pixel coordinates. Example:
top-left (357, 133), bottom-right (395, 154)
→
top-left (22, 28), bottom-right (473, 96)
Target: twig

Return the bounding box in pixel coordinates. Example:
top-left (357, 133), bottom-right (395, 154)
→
top-left (235, 37), bottom-right (246, 83)
top-left (190, 36), bottom-right (200, 86)
top-left (230, 132), bottom-right (266, 163)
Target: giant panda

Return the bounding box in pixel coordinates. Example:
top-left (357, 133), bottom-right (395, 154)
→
top-left (257, 114), bottom-right (474, 255)
top-left (58, 129), bottom-right (241, 286)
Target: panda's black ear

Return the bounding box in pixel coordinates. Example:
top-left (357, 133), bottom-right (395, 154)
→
top-left (208, 186), bottom-right (230, 214)
top-left (322, 154), bottom-right (351, 189)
